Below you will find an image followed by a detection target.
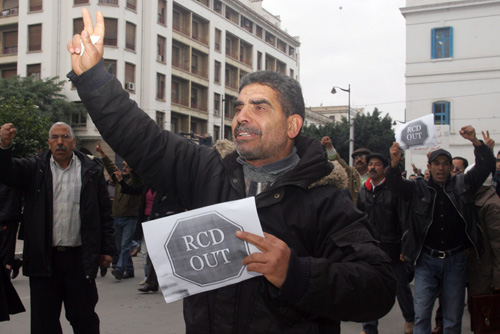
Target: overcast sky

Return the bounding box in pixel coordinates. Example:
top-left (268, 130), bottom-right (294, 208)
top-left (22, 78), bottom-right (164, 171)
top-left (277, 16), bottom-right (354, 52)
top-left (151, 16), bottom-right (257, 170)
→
top-left (262, 0), bottom-right (407, 122)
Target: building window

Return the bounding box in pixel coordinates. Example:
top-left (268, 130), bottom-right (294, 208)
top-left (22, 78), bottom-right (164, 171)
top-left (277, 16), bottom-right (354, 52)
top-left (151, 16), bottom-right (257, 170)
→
top-left (433, 101), bottom-right (450, 125)
top-left (29, 0), bottom-right (43, 12)
top-left (241, 16), bottom-right (253, 33)
top-left (289, 46), bottom-right (295, 58)
top-left (71, 103), bottom-right (87, 128)
top-left (265, 32), bottom-right (275, 46)
top-left (225, 6), bottom-right (238, 24)
top-left (214, 61), bottom-right (221, 84)
top-left (156, 111), bottom-right (165, 129)
top-left (214, 0), bottom-right (222, 14)
top-left (126, 0), bottom-right (137, 11)
top-left (99, 0), bottom-right (118, 4)
top-left (27, 64), bottom-right (41, 79)
top-left (158, 0), bottom-right (166, 25)
top-left (104, 59), bottom-right (117, 75)
top-left (1, 67), bottom-right (16, 79)
top-left (156, 73), bottom-right (166, 100)
top-left (289, 68), bottom-right (294, 78)
top-left (214, 93), bottom-right (220, 116)
top-left (277, 39), bottom-right (286, 53)
top-left (214, 28), bottom-right (221, 51)
top-left (28, 24), bottom-right (42, 52)
top-left (3, 30), bottom-right (18, 55)
top-left (73, 18), bottom-right (84, 35)
top-left (191, 54), bottom-right (199, 75)
top-left (157, 35), bottom-right (166, 63)
top-left (74, 0), bottom-right (89, 4)
top-left (431, 27), bottom-right (453, 59)
top-left (3, 0), bottom-right (18, 13)
top-left (257, 51), bottom-right (262, 71)
top-left (256, 25), bottom-right (263, 39)
top-left (125, 62), bottom-right (135, 90)
top-left (125, 22), bottom-right (136, 51)
top-left (191, 87), bottom-right (198, 109)
top-left (104, 18), bottom-right (118, 46)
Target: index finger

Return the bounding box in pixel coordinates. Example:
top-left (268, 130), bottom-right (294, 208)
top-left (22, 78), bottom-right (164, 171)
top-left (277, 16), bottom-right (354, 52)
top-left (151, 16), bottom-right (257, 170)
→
top-left (236, 230), bottom-right (266, 250)
top-left (82, 7), bottom-right (95, 35)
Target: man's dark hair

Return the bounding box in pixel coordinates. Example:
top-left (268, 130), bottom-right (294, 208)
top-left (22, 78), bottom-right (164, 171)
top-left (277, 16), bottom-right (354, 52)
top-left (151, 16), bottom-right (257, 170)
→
top-left (239, 71), bottom-right (305, 121)
top-left (453, 156), bottom-right (469, 170)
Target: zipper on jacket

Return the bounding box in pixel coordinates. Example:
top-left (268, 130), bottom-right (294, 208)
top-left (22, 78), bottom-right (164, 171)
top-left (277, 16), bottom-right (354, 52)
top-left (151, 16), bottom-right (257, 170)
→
top-left (413, 185), bottom-right (436, 266)
top-left (443, 188), bottom-right (481, 260)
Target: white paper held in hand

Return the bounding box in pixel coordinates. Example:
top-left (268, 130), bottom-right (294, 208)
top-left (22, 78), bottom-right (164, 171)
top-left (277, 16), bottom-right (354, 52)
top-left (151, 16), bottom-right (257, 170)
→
top-left (80, 36), bottom-right (100, 56)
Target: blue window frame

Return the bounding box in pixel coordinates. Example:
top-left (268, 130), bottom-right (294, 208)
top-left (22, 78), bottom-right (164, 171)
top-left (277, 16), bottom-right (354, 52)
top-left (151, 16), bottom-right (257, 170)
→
top-left (431, 27), bottom-right (453, 59)
top-left (433, 102), bottom-right (450, 125)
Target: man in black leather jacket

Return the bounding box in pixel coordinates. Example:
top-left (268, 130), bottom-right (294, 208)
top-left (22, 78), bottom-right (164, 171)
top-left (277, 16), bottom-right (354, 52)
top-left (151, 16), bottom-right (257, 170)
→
top-left (386, 127), bottom-right (495, 334)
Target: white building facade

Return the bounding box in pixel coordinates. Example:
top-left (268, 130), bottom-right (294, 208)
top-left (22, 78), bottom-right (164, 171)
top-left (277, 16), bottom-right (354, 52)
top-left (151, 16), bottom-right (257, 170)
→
top-left (2, 0), bottom-right (299, 154)
top-left (400, 0), bottom-right (500, 171)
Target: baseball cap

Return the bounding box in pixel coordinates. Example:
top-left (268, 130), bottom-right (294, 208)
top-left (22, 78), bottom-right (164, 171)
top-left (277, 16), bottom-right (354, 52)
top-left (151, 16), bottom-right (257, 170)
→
top-left (428, 149), bottom-right (452, 164)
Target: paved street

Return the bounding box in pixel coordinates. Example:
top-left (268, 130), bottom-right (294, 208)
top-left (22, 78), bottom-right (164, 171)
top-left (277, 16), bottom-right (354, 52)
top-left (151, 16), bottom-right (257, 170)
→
top-left (1, 246), bottom-right (472, 333)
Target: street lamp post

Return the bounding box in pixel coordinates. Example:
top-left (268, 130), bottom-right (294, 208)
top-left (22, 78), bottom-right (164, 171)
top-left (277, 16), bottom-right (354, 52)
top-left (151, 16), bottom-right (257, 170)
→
top-left (331, 84), bottom-right (354, 165)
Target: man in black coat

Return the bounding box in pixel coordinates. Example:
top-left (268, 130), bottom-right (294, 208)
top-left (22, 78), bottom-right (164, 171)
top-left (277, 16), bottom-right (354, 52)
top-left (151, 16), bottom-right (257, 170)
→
top-left (65, 9), bottom-right (396, 333)
top-left (357, 153), bottom-right (414, 334)
top-left (0, 121), bottom-right (115, 334)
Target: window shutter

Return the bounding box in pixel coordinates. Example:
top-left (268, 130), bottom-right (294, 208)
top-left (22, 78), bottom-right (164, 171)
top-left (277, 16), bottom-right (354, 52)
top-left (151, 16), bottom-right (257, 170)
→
top-left (28, 24), bottom-right (42, 51)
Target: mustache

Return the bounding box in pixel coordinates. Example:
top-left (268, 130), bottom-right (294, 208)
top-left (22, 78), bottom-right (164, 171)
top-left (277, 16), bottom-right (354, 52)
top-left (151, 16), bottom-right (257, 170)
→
top-left (55, 145), bottom-right (66, 152)
top-left (369, 169), bottom-right (377, 173)
top-left (234, 124), bottom-right (262, 137)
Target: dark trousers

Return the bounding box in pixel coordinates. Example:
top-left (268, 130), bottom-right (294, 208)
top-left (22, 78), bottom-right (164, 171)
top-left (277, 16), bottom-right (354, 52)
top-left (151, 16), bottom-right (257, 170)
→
top-left (145, 254), bottom-right (158, 288)
top-left (29, 247), bottom-right (99, 334)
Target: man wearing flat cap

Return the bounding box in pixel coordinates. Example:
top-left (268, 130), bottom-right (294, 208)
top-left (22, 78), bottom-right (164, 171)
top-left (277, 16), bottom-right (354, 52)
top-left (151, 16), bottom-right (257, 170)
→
top-left (386, 125), bottom-right (496, 334)
top-left (357, 153), bottom-right (415, 334)
top-left (351, 147), bottom-right (372, 183)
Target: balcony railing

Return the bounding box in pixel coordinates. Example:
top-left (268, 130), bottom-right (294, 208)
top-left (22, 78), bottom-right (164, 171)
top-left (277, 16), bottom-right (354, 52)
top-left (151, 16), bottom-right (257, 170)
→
top-left (2, 47), bottom-right (18, 55)
top-left (192, 34), bottom-right (209, 46)
top-left (225, 81), bottom-right (238, 90)
top-left (191, 103), bottom-right (207, 112)
top-left (191, 68), bottom-right (209, 79)
top-left (172, 60), bottom-right (190, 72)
top-left (0, 7), bottom-right (18, 17)
top-left (171, 96), bottom-right (189, 107)
top-left (172, 24), bottom-right (190, 37)
top-left (103, 38), bottom-right (117, 46)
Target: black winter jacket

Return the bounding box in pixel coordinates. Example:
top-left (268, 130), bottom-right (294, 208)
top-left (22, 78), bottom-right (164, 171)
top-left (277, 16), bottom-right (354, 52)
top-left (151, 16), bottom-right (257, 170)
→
top-left (357, 179), bottom-right (409, 260)
top-left (69, 61), bottom-right (396, 333)
top-left (0, 149), bottom-right (115, 279)
top-left (385, 143), bottom-right (495, 265)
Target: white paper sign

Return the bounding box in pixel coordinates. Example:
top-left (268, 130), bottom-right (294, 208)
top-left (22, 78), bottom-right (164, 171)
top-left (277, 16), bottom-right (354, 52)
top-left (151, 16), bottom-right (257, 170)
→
top-left (411, 124), bottom-right (450, 154)
top-left (396, 114), bottom-right (437, 150)
top-left (142, 197), bottom-right (264, 303)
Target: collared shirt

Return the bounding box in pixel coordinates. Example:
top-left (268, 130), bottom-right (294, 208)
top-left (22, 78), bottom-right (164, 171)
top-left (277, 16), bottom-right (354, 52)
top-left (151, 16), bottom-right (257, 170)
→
top-left (369, 177), bottom-right (385, 191)
top-left (424, 180), bottom-right (466, 251)
top-left (50, 153), bottom-right (82, 247)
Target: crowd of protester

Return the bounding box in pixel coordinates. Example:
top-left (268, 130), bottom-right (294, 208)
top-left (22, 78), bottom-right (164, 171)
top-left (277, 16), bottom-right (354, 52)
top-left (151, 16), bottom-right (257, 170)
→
top-left (0, 9), bottom-right (498, 334)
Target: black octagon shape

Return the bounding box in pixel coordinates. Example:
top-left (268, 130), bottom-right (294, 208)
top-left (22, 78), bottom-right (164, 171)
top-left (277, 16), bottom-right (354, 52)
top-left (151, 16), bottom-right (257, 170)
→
top-left (164, 211), bottom-right (250, 287)
top-left (400, 120), bottom-right (429, 147)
